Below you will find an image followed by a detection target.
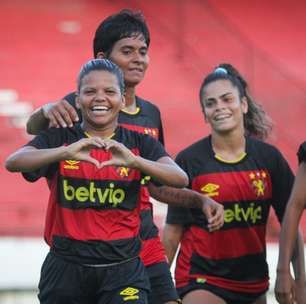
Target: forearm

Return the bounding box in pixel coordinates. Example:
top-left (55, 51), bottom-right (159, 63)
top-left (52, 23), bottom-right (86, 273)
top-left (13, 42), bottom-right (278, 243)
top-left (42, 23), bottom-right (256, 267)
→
top-left (5, 146), bottom-right (67, 172)
top-left (277, 205), bottom-right (304, 273)
top-left (149, 184), bottom-right (204, 208)
top-left (133, 156), bottom-right (188, 188)
top-left (291, 230), bottom-right (306, 282)
top-left (26, 106), bottom-right (49, 135)
top-left (162, 224), bottom-right (183, 266)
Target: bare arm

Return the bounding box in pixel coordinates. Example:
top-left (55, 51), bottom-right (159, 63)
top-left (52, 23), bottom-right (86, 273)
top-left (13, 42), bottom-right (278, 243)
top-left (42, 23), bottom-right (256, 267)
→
top-left (148, 183), bottom-right (224, 232)
top-left (275, 163), bottom-right (306, 303)
top-left (26, 100), bottom-right (79, 135)
top-left (162, 223), bottom-right (184, 266)
top-left (5, 137), bottom-right (104, 172)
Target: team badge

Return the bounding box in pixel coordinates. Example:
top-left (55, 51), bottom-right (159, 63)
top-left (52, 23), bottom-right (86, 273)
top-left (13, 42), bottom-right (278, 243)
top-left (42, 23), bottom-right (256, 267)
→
top-left (249, 171), bottom-right (267, 197)
top-left (144, 128), bottom-right (158, 139)
top-left (63, 160), bottom-right (80, 170)
top-left (119, 287), bottom-right (139, 301)
top-left (201, 183), bottom-right (220, 197)
top-left (117, 166), bottom-right (130, 178)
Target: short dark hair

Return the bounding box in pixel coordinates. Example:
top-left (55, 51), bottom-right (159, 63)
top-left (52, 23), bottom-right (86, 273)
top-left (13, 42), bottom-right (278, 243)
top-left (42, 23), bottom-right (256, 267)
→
top-left (77, 59), bottom-right (125, 94)
top-left (93, 9), bottom-right (150, 58)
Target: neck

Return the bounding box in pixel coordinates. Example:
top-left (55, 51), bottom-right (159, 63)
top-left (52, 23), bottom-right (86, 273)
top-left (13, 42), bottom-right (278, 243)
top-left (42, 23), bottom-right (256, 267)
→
top-left (211, 128), bottom-right (246, 161)
top-left (123, 86), bottom-right (137, 112)
top-left (81, 121), bottom-right (118, 138)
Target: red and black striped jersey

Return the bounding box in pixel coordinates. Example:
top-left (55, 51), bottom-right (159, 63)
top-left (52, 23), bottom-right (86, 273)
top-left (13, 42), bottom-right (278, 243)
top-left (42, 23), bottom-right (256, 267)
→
top-left (166, 136), bottom-right (294, 293)
top-left (22, 125), bottom-right (168, 264)
top-left (64, 92), bottom-right (166, 266)
top-left (298, 141), bottom-right (306, 164)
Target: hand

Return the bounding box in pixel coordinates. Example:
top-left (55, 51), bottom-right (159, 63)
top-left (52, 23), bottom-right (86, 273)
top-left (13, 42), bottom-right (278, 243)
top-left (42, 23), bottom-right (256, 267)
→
top-left (99, 139), bottom-right (137, 168)
top-left (275, 271), bottom-right (296, 304)
top-left (295, 278), bottom-right (306, 304)
top-left (42, 99), bottom-right (79, 128)
top-left (201, 196), bottom-right (224, 232)
top-left (65, 137), bottom-right (103, 167)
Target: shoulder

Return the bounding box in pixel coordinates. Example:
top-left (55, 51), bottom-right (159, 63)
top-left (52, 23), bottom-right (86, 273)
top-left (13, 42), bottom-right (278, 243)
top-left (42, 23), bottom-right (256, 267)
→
top-left (136, 96), bottom-right (161, 116)
top-left (298, 141), bottom-right (306, 164)
top-left (247, 137), bottom-right (283, 159)
top-left (177, 137), bottom-right (210, 160)
top-left (63, 92), bottom-right (77, 105)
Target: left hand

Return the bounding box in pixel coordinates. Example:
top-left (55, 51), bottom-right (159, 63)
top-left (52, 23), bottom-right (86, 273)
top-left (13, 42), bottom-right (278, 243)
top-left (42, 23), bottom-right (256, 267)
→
top-left (100, 139), bottom-right (137, 168)
top-left (201, 196), bottom-right (224, 232)
top-left (275, 271), bottom-right (296, 304)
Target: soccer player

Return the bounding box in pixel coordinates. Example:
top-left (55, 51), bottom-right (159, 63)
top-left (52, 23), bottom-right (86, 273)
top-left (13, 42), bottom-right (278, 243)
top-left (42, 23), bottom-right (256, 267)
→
top-left (26, 10), bottom-right (178, 304)
top-left (5, 59), bottom-right (190, 304)
top-left (163, 64), bottom-right (305, 304)
top-left (275, 141), bottom-right (306, 304)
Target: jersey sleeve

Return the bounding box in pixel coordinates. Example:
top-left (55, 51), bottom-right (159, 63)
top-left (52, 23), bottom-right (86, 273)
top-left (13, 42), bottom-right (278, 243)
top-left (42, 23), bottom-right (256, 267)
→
top-left (165, 151), bottom-right (194, 226)
top-left (139, 133), bottom-right (169, 161)
top-left (297, 141), bottom-right (306, 164)
top-left (158, 111), bottom-right (165, 146)
top-left (270, 148), bottom-right (295, 223)
top-left (22, 128), bottom-right (63, 182)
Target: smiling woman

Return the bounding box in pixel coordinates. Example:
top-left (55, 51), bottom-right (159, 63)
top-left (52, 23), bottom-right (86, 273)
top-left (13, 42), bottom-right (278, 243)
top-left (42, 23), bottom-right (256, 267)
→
top-left (163, 64), bottom-right (304, 304)
top-left (5, 58), bottom-right (188, 304)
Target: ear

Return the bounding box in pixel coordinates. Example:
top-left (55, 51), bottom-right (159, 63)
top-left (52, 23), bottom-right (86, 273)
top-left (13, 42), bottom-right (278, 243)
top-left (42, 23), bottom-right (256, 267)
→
top-left (120, 95), bottom-right (126, 110)
top-left (96, 52), bottom-right (107, 59)
top-left (241, 96), bottom-right (248, 114)
top-left (75, 94), bottom-right (81, 109)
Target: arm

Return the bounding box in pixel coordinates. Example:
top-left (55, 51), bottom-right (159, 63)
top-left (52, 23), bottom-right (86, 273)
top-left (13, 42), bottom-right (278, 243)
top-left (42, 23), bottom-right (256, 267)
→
top-left (26, 99), bottom-right (79, 135)
top-left (5, 137), bottom-right (104, 172)
top-left (148, 183), bottom-right (224, 232)
top-left (275, 163), bottom-right (306, 304)
top-left (162, 223), bottom-right (184, 266)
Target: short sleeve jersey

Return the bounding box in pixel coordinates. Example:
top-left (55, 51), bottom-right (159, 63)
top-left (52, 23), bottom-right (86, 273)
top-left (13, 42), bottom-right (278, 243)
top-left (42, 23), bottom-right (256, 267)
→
top-left (64, 92), bottom-right (166, 266)
top-left (298, 141), bottom-right (306, 164)
top-left (23, 125), bottom-right (168, 265)
top-left (166, 136), bottom-right (294, 294)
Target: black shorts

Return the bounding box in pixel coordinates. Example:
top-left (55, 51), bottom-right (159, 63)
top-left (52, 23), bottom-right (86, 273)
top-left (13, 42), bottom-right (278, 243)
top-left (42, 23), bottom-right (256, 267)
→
top-left (177, 279), bottom-right (267, 304)
top-left (38, 252), bottom-right (150, 304)
top-left (146, 261), bottom-right (180, 304)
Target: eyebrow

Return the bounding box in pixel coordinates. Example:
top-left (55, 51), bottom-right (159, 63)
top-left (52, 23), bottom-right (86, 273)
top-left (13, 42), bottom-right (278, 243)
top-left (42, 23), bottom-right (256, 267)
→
top-left (206, 92), bottom-right (233, 101)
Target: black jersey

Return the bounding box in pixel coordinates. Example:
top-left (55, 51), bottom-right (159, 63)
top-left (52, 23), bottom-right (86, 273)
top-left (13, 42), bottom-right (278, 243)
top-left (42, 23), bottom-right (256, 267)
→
top-left (22, 125), bottom-right (168, 265)
top-left (298, 141), bottom-right (306, 164)
top-left (166, 136), bottom-right (294, 293)
top-left (64, 92), bottom-right (166, 266)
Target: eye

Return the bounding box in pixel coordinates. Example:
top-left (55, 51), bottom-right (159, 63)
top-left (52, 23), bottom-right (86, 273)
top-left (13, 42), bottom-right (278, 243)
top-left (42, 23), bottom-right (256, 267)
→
top-left (105, 89), bottom-right (116, 95)
top-left (204, 100), bottom-right (215, 108)
top-left (122, 49), bottom-right (132, 55)
top-left (83, 89), bottom-right (95, 95)
top-left (139, 49), bottom-right (148, 56)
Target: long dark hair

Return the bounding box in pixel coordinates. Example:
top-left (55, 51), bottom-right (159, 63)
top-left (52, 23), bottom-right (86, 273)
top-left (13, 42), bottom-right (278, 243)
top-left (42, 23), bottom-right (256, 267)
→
top-left (199, 63), bottom-right (272, 140)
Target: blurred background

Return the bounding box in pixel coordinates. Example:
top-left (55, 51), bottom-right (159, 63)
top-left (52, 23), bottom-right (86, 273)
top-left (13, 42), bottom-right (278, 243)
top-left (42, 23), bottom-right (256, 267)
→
top-left (0, 0), bottom-right (305, 303)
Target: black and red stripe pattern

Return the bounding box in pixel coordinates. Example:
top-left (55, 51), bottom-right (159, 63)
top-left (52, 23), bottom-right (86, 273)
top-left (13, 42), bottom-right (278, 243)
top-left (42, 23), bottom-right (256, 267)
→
top-left (167, 136), bottom-right (294, 293)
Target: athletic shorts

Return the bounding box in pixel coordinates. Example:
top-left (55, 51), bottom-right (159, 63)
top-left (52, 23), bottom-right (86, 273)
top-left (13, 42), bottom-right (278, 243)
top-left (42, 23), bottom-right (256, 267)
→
top-left (177, 279), bottom-right (267, 304)
top-left (146, 261), bottom-right (180, 304)
top-left (38, 251), bottom-right (150, 304)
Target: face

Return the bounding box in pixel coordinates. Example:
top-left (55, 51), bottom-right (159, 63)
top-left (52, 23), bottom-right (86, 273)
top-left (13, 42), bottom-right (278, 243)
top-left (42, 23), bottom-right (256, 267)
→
top-left (97, 34), bottom-right (149, 87)
top-left (201, 79), bottom-right (248, 135)
top-left (76, 70), bottom-right (125, 130)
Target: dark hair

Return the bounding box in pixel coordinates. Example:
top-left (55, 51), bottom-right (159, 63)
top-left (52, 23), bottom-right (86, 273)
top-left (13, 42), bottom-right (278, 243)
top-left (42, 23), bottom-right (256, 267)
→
top-left (199, 63), bottom-right (272, 140)
top-left (77, 59), bottom-right (125, 94)
top-left (93, 9), bottom-right (150, 58)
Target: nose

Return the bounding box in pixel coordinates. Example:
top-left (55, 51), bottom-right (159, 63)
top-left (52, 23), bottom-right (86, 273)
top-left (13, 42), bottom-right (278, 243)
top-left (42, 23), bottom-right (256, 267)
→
top-left (95, 90), bottom-right (106, 102)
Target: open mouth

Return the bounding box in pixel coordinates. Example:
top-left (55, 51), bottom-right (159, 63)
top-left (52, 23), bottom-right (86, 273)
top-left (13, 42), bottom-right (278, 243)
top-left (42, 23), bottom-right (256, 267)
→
top-left (214, 114), bottom-right (231, 121)
top-left (90, 105), bottom-right (110, 115)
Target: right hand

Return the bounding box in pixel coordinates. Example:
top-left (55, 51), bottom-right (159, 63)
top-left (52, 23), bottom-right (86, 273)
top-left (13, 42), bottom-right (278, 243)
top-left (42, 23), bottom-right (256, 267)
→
top-left (201, 196), bottom-right (224, 232)
top-left (42, 99), bottom-right (79, 128)
top-left (65, 137), bottom-right (104, 167)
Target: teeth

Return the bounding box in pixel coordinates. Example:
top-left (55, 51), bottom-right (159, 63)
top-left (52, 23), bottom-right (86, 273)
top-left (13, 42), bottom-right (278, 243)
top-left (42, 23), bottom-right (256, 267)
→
top-left (215, 115), bottom-right (230, 121)
top-left (92, 106), bottom-right (109, 111)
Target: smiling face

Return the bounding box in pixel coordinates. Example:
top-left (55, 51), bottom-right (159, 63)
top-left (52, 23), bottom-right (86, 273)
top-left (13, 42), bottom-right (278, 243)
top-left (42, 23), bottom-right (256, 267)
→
top-left (97, 34), bottom-right (149, 87)
top-left (76, 70), bottom-right (125, 132)
top-left (201, 79), bottom-right (248, 135)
